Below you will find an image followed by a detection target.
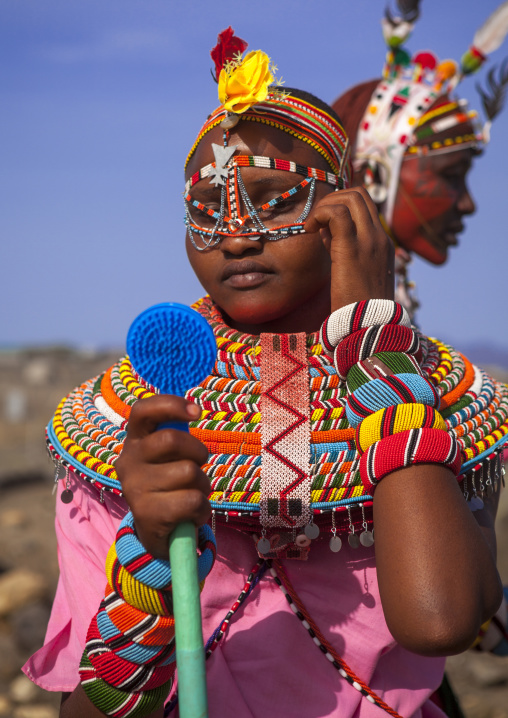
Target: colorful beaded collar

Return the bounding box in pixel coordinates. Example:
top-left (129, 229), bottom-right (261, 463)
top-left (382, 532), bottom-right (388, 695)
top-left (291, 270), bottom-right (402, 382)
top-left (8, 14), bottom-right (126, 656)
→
top-left (47, 297), bottom-right (508, 536)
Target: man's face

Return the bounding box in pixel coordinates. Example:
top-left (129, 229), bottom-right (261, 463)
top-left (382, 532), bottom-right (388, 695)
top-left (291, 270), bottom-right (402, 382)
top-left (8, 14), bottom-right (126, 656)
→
top-left (391, 123), bottom-right (477, 265)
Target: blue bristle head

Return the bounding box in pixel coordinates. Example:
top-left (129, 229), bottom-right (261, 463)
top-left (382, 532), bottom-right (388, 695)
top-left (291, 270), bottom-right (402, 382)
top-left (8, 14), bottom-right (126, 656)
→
top-left (126, 303), bottom-right (217, 395)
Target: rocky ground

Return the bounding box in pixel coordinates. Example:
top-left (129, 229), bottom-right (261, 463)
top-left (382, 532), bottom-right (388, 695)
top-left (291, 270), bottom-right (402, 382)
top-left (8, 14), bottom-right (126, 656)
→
top-left (0, 471), bottom-right (507, 718)
top-left (0, 349), bottom-right (507, 717)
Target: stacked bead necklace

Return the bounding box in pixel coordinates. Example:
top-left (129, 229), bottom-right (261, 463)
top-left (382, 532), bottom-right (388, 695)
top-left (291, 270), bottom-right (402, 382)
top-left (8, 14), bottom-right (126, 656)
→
top-left (48, 296), bottom-right (508, 557)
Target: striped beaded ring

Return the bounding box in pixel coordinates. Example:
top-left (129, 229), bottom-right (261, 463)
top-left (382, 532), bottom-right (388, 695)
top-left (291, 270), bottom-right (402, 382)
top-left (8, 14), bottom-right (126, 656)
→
top-left (355, 403), bottom-right (446, 455)
top-left (346, 350), bottom-right (422, 393)
top-left (115, 514), bottom-right (216, 590)
top-left (86, 613), bottom-right (175, 691)
top-left (95, 604), bottom-right (175, 665)
top-left (79, 651), bottom-right (171, 718)
top-left (320, 299), bottom-right (411, 353)
top-left (359, 427), bottom-right (462, 493)
top-left (346, 373), bottom-right (440, 427)
top-left (103, 583), bottom-right (175, 647)
top-left (335, 324), bottom-right (421, 381)
top-left (106, 544), bottom-right (174, 616)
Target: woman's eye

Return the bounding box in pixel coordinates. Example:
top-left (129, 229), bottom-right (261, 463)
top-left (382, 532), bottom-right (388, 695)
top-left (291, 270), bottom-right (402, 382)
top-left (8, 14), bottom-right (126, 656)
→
top-left (260, 198), bottom-right (298, 214)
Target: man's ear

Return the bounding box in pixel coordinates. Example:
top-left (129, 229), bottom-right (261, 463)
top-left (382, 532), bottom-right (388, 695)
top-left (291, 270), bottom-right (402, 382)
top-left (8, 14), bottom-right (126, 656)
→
top-left (353, 161), bottom-right (388, 208)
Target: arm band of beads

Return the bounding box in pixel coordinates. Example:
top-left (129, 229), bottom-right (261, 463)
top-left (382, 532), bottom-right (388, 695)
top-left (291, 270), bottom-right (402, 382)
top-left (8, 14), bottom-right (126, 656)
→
top-left (346, 350), bottom-right (422, 392)
top-left (346, 373), bottom-right (440, 427)
top-left (106, 520), bottom-right (215, 615)
top-left (106, 544), bottom-right (173, 616)
top-left (79, 651), bottom-right (172, 717)
top-left (103, 582), bottom-right (175, 646)
top-left (96, 605), bottom-right (175, 664)
top-left (115, 513), bottom-right (216, 589)
top-left (334, 324), bottom-right (421, 380)
top-left (320, 299), bottom-right (411, 352)
top-left (359, 428), bottom-right (462, 493)
top-left (85, 613), bottom-right (175, 691)
top-left (78, 518), bottom-right (217, 716)
top-left (355, 404), bottom-right (446, 454)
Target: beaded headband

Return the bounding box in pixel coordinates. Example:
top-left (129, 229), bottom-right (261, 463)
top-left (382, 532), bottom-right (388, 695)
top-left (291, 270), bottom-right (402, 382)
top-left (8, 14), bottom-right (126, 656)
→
top-left (355, 0), bottom-right (508, 221)
top-left (185, 28), bottom-right (351, 182)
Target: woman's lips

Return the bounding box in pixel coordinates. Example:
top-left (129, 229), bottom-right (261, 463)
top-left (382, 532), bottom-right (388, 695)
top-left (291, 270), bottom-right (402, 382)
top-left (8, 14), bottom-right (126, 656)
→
top-left (221, 261), bottom-right (273, 288)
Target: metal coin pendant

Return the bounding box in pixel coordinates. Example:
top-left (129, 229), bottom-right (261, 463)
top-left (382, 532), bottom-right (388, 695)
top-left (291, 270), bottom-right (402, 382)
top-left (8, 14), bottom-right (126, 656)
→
top-left (256, 537), bottom-right (271, 555)
top-left (304, 523), bottom-right (320, 540)
top-left (220, 113), bottom-right (240, 129)
top-left (359, 530), bottom-right (374, 548)
top-left (329, 535), bottom-right (342, 553)
top-left (60, 489), bottom-right (74, 504)
top-left (348, 533), bottom-right (360, 549)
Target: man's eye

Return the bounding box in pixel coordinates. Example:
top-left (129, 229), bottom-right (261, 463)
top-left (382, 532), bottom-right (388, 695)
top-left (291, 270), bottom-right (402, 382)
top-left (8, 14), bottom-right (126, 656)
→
top-left (440, 171), bottom-right (461, 182)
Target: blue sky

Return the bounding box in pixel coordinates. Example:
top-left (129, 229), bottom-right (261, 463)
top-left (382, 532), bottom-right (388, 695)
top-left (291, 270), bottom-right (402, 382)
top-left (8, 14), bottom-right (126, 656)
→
top-left (1, 0), bottom-right (507, 352)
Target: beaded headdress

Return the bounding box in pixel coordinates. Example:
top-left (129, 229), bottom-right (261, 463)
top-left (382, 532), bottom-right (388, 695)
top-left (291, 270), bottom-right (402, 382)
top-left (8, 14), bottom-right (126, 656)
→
top-left (355, 0), bottom-right (508, 222)
top-left (184, 28), bottom-right (351, 249)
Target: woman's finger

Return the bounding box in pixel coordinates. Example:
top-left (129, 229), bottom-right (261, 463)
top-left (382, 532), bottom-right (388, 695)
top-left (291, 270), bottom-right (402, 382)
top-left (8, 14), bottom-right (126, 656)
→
top-left (134, 426), bottom-right (210, 466)
top-left (126, 394), bottom-right (201, 439)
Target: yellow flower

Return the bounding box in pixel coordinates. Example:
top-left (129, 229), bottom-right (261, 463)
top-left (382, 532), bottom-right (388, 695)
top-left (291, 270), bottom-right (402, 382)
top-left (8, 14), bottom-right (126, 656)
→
top-left (218, 50), bottom-right (274, 114)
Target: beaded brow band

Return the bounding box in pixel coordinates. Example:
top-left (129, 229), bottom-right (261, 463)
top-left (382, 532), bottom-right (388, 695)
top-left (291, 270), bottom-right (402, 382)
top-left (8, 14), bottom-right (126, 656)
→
top-left (405, 134), bottom-right (481, 158)
top-left (184, 155), bottom-right (345, 194)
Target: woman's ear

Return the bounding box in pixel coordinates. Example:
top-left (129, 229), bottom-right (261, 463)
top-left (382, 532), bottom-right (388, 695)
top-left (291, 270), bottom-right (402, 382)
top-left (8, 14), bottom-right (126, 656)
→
top-left (353, 161), bottom-right (388, 209)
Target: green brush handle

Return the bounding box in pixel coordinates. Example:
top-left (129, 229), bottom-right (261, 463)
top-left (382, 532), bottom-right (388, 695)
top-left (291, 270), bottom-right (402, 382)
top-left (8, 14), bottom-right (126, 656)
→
top-left (169, 522), bottom-right (208, 718)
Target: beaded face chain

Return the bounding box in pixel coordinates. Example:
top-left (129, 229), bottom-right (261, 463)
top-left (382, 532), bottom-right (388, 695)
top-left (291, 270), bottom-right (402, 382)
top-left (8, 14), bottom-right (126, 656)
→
top-left (184, 132), bottom-right (344, 251)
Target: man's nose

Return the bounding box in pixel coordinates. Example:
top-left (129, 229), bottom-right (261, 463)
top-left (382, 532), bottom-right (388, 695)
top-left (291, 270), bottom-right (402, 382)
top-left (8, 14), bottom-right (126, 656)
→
top-left (458, 184), bottom-right (476, 216)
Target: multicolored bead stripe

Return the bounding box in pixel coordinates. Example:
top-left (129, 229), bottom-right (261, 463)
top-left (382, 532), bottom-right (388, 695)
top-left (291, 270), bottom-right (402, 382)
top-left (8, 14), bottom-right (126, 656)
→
top-left (184, 156), bottom-right (344, 194)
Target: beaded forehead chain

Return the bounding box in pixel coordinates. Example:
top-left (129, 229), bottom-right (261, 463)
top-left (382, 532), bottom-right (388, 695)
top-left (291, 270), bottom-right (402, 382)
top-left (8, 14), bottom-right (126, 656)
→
top-left (355, 0), bottom-right (508, 222)
top-left (184, 28), bottom-right (351, 249)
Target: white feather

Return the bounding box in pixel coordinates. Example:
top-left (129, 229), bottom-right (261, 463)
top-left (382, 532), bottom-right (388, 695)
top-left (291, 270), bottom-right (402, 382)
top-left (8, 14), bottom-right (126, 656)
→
top-left (473, 0), bottom-right (508, 55)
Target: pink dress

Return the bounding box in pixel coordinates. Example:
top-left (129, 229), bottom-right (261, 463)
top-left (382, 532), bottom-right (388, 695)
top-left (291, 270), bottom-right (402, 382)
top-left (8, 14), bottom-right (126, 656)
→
top-left (23, 471), bottom-right (447, 717)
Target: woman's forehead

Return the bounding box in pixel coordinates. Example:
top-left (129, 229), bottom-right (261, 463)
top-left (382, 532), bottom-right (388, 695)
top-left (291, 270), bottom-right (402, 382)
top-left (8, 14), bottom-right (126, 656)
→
top-left (185, 121), bottom-right (332, 179)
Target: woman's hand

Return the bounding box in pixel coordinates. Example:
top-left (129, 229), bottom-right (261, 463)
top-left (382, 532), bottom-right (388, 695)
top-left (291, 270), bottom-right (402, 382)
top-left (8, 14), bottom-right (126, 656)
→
top-left (116, 395), bottom-right (211, 559)
top-left (305, 186), bottom-right (394, 312)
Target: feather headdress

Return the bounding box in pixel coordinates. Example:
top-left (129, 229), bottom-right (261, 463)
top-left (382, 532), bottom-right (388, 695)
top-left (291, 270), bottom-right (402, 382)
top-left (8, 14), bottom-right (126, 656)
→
top-left (354, 0), bottom-right (508, 222)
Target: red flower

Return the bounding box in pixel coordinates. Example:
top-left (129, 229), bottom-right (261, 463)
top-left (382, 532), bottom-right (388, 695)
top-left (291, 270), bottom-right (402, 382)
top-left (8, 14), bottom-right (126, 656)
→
top-left (210, 27), bottom-right (248, 81)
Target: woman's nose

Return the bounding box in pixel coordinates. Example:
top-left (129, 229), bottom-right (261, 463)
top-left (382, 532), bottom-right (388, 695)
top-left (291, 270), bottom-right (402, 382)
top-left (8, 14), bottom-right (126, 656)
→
top-left (219, 232), bottom-right (263, 256)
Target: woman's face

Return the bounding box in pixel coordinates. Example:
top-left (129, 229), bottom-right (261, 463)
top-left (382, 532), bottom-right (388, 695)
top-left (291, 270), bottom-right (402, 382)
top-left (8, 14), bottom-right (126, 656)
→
top-left (184, 123), bottom-right (337, 335)
top-left (391, 125), bottom-right (477, 265)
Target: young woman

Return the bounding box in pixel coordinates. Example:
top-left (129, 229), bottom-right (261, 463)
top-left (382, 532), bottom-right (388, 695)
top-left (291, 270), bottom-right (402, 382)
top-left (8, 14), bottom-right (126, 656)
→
top-left (23, 29), bottom-right (506, 718)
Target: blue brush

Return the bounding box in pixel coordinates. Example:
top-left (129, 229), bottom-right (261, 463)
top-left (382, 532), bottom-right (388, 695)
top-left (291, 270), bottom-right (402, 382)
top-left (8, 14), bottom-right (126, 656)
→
top-left (127, 302), bottom-right (216, 718)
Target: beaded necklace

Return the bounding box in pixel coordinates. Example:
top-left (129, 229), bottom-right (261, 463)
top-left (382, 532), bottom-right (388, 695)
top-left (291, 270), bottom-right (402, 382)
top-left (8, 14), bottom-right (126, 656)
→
top-left (47, 296), bottom-right (508, 556)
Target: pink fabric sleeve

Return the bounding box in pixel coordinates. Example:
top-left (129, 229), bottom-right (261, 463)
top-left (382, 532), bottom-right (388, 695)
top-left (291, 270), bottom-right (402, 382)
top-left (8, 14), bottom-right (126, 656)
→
top-left (22, 471), bottom-right (128, 692)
